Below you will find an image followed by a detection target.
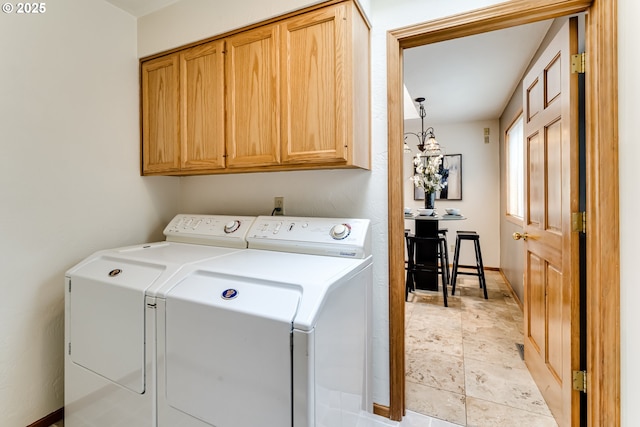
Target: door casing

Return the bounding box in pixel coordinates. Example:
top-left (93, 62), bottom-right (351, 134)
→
top-left (384, 0), bottom-right (619, 425)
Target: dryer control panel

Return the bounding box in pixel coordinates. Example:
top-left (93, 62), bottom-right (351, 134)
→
top-left (163, 215), bottom-right (256, 248)
top-left (246, 216), bottom-right (371, 258)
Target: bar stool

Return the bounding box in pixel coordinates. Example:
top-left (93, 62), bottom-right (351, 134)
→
top-left (438, 229), bottom-right (450, 285)
top-left (404, 230), bottom-right (415, 301)
top-left (450, 231), bottom-right (488, 299)
top-left (406, 234), bottom-right (448, 307)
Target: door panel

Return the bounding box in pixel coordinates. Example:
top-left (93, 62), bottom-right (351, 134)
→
top-left (547, 264), bottom-right (564, 380)
top-left (180, 41), bottom-right (226, 171)
top-left (522, 17), bottom-right (580, 427)
top-left (280, 4), bottom-right (349, 164)
top-left (225, 25), bottom-right (281, 168)
top-left (141, 55), bottom-right (181, 173)
top-left (547, 119), bottom-right (563, 231)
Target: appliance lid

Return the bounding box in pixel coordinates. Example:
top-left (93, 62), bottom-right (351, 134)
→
top-left (170, 249), bottom-right (371, 330)
top-left (164, 273), bottom-right (300, 426)
top-left (68, 257), bottom-right (163, 394)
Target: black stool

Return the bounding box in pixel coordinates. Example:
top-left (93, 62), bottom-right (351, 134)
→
top-left (406, 234), bottom-right (448, 307)
top-left (451, 231), bottom-right (488, 299)
top-left (438, 229), bottom-right (450, 285)
top-left (404, 230), bottom-right (415, 301)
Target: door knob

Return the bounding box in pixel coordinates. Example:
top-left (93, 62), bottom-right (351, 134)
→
top-left (512, 232), bottom-right (529, 241)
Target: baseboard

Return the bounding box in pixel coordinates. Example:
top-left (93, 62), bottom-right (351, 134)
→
top-left (499, 269), bottom-right (523, 311)
top-left (373, 402), bottom-right (390, 419)
top-left (27, 407), bottom-right (63, 427)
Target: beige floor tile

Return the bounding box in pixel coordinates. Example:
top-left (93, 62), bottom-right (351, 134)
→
top-left (406, 314), bottom-right (464, 357)
top-left (406, 348), bottom-right (465, 394)
top-left (465, 397), bottom-right (558, 427)
top-left (462, 330), bottom-right (525, 369)
top-left (464, 357), bottom-right (552, 417)
top-left (405, 380), bottom-right (467, 426)
top-left (460, 299), bottom-right (521, 339)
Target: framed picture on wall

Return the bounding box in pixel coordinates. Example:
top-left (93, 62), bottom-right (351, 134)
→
top-left (438, 154), bottom-right (462, 200)
top-left (413, 154), bottom-right (462, 201)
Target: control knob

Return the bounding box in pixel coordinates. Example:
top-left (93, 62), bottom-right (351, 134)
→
top-left (330, 223), bottom-right (351, 240)
top-left (224, 220), bottom-right (241, 234)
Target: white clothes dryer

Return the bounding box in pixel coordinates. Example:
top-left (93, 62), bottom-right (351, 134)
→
top-left (64, 214), bottom-right (255, 427)
top-left (152, 216), bottom-right (373, 427)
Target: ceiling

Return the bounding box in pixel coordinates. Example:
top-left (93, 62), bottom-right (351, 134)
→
top-left (105, 0), bottom-right (178, 17)
top-left (104, 0), bottom-right (553, 125)
top-left (403, 20), bottom-right (553, 124)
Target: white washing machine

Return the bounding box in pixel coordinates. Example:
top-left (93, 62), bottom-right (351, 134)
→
top-left (152, 216), bottom-right (373, 427)
top-left (64, 214), bottom-right (256, 427)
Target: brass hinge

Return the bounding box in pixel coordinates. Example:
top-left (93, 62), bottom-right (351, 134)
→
top-left (572, 211), bottom-right (586, 234)
top-left (573, 370), bottom-right (587, 393)
top-left (571, 52), bottom-right (586, 74)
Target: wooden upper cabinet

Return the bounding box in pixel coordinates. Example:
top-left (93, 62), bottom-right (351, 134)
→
top-left (141, 40), bottom-right (225, 175)
top-left (225, 25), bottom-right (281, 168)
top-left (281, 2), bottom-right (370, 168)
top-left (139, 0), bottom-right (370, 175)
top-left (180, 41), bottom-right (226, 171)
top-left (141, 55), bottom-right (180, 173)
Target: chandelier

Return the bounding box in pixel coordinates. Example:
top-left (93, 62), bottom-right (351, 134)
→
top-left (403, 97), bottom-right (442, 156)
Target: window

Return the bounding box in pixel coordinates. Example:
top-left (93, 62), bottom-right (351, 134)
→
top-left (506, 115), bottom-right (524, 220)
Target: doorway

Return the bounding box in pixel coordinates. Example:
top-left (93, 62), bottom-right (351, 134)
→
top-left (384, 0), bottom-right (619, 425)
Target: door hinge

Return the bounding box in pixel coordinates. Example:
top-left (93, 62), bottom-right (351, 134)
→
top-left (572, 211), bottom-right (586, 234)
top-left (573, 370), bottom-right (587, 393)
top-left (68, 280), bottom-right (71, 293)
top-left (68, 342), bottom-right (71, 355)
top-left (571, 52), bottom-right (586, 74)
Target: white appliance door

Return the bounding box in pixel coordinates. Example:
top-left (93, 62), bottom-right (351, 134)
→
top-left (165, 272), bottom-right (300, 427)
top-left (69, 258), bottom-right (163, 394)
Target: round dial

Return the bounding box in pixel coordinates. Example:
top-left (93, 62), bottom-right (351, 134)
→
top-left (224, 220), bottom-right (241, 234)
top-left (330, 223), bottom-right (351, 240)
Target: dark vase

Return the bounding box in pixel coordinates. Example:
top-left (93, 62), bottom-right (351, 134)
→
top-left (425, 191), bottom-right (435, 209)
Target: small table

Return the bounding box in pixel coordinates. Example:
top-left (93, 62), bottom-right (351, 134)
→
top-left (405, 213), bottom-right (466, 291)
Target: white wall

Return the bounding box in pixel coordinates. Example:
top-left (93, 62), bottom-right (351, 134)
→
top-left (0, 1), bottom-right (180, 424)
top-left (618, 0), bottom-right (639, 424)
top-left (498, 83), bottom-right (526, 302)
top-left (403, 120), bottom-right (501, 268)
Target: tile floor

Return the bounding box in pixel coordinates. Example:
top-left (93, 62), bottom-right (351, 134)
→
top-left (404, 270), bottom-right (558, 427)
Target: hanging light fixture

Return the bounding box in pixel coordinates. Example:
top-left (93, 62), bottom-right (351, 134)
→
top-left (403, 97), bottom-right (442, 156)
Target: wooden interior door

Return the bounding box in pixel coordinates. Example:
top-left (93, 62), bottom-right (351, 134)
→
top-left (521, 17), bottom-right (581, 427)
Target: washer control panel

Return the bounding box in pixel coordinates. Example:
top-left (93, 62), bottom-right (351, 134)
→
top-left (247, 216), bottom-right (370, 258)
top-left (163, 214), bottom-right (256, 248)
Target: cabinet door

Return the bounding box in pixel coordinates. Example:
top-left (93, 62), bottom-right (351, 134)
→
top-left (280, 4), bottom-right (348, 165)
top-left (141, 55), bottom-right (181, 174)
top-left (180, 41), bottom-right (226, 171)
top-left (226, 25), bottom-right (280, 168)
